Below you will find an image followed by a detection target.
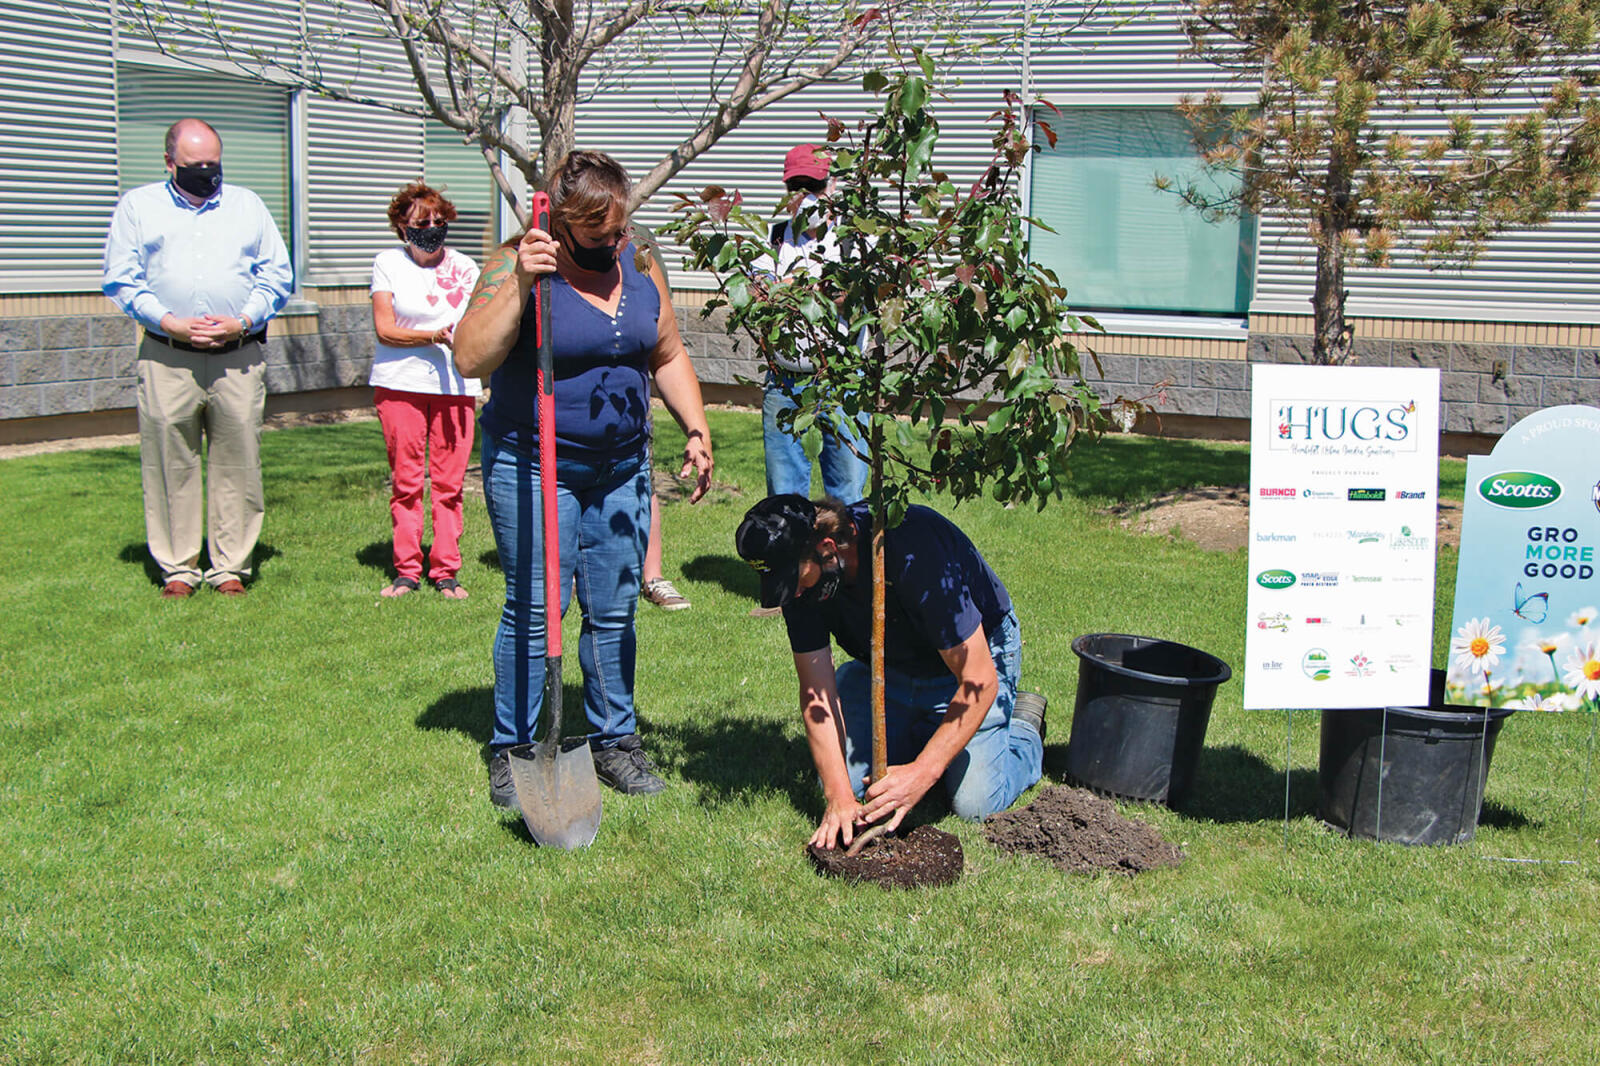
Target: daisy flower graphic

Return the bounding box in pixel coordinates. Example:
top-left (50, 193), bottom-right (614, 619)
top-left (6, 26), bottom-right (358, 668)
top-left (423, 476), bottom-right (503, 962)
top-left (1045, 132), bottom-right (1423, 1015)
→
top-left (1510, 693), bottom-right (1562, 712)
top-left (1568, 606), bottom-right (1598, 629)
top-left (1562, 639), bottom-right (1600, 701)
top-left (1450, 618), bottom-right (1505, 675)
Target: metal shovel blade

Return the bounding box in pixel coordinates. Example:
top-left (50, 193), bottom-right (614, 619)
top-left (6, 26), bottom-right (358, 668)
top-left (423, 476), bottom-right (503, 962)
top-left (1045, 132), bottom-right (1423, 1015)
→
top-left (506, 741), bottom-right (603, 850)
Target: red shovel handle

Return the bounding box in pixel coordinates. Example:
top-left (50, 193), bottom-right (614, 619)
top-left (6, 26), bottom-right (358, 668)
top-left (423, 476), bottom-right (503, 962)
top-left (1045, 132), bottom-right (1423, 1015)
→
top-left (533, 190), bottom-right (560, 661)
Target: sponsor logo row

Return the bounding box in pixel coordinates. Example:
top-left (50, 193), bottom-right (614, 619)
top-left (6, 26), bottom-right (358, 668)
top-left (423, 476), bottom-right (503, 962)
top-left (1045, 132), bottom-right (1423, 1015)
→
top-left (1253, 525), bottom-right (1432, 550)
top-left (1260, 471), bottom-right (1585, 512)
top-left (1257, 487), bottom-right (1428, 502)
top-left (1257, 647), bottom-right (1421, 681)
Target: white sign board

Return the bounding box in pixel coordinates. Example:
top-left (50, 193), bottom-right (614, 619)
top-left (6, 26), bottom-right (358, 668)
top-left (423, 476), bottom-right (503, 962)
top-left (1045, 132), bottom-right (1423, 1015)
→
top-left (1243, 365), bottom-right (1441, 709)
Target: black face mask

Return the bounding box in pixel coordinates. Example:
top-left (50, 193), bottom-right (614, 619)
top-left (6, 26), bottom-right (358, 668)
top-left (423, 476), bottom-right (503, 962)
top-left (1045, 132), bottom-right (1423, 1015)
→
top-left (173, 162), bottom-right (222, 200)
top-left (563, 225), bottom-right (619, 273)
top-left (800, 552), bottom-right (844, 604)
top-left (405, 224), bottom-right (449, 253)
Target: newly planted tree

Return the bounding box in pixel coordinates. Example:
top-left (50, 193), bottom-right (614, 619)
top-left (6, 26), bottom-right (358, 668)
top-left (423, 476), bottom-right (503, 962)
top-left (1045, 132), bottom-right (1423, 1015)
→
top-left (669, 59), bottom-right (1125, 834)
top-left (1175, 0), bottom-right (1600, 364)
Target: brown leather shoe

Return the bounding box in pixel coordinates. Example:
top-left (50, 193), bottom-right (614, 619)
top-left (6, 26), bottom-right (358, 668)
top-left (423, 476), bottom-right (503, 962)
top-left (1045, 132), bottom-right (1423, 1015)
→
top-left (161, 580), bottom-right (195, 599)
top-left (215, 579), bottom-right (248, 597)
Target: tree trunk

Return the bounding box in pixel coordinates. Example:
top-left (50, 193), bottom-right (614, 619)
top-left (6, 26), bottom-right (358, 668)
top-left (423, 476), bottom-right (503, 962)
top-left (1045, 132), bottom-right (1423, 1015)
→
top-left (533, 0), bottom-right (578, 188)
top-left (1312, 160), bottom-right (1355, 365)
top-left (869, 418), bottom-right (887, 788)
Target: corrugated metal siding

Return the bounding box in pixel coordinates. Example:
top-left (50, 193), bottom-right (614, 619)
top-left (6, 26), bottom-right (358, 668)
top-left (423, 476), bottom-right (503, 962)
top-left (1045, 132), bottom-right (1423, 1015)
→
top-left (0, 0), bottom-right (119, 290)
top-left (1242, 75), bottom-right (1600, 323)
top-left (305, 96), bottom-right (423, 283)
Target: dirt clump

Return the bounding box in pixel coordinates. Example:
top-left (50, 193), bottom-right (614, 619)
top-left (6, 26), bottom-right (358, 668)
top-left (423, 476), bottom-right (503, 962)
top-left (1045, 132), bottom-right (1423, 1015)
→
top-left (807, 825), bottom-right (964, 889)
top-left (983, 785), bottom-right (1182, 875)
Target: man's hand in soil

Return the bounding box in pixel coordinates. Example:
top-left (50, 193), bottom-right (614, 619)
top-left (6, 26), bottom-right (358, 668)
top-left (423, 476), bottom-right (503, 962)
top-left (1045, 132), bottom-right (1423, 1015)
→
top-left (860, 760), bottom-right (940, 834)
top-left (810, 794), bottom-right (868, 851)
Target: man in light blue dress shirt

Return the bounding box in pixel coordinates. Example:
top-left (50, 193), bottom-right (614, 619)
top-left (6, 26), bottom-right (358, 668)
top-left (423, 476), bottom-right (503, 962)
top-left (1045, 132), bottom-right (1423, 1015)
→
top-left (103, 118), bottom-right (293, 598)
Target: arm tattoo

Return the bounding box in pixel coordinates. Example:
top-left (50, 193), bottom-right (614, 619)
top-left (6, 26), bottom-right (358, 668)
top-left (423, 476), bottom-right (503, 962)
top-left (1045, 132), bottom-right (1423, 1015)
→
top-left (467, 251), bottom-right (516, 313)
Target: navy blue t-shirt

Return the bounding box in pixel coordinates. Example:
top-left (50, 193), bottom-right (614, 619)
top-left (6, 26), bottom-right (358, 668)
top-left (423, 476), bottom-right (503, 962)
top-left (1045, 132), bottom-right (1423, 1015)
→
top-left (480, 248), bottom-right (660, 459)
top-left (783, 502), bottom-right (1013, 678)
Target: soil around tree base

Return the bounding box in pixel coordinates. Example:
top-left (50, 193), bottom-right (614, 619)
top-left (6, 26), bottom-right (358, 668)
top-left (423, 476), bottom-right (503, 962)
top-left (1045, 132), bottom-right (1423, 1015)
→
top-left (983, 786), bottom-right (1183, 875)
top-left (807, 825), bottom-right (964, 889)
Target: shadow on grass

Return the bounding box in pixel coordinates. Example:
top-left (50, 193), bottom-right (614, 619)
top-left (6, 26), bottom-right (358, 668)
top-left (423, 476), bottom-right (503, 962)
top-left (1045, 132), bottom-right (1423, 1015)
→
top-left (680, 553), bottom-right (761, 601)
top-left (1479, 799), bottom-right (1534, 831)
top-left (643, 708), bottom-right (819, 817)
top-left (1066, 434), bottom-right (1248, 502)
top-left (1178, 743), bottom-right (1319, 823)
top-left (479, 549), bottom-right (501, 572)
top-left (118, 540), bottom-right (282, 586)
top-left (357, 539), bottom-right (442, 580)
top-left (417, 683), bottom-right (589, 750)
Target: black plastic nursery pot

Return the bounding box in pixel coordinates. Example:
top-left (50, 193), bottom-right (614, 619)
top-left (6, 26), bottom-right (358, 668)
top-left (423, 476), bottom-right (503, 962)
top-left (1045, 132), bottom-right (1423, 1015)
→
top-left (1318, 670), bottom-right (1514, 846)
top-left (1066, 633), bottom-right (1233, 806)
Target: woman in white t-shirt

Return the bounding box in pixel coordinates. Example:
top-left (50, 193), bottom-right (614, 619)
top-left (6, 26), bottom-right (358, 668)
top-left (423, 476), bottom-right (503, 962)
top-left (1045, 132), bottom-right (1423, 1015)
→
top-left (371, 182), bottom-right (481, 598)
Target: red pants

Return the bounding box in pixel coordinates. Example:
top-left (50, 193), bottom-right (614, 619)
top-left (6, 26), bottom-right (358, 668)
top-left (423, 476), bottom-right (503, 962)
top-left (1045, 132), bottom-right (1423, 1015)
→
top-left (375, 387), bottom-right (476, 583)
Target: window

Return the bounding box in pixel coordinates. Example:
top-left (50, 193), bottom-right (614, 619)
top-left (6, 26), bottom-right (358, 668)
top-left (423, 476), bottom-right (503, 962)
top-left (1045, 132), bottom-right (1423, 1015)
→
top-left (116, 63), bottom-right (292, 258)
top-left (424, 122), bottom-right (498, 263)
top-left (1029, 108), bottom-right (1255, 315)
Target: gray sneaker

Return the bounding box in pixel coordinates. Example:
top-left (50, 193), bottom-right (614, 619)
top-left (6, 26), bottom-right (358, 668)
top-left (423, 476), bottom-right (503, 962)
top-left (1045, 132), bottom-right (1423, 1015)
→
top-left (641, 578), bottom-right (690, 611)
top-left (592, 735), bottom-right (667, 795)
top-left (1013, 691), bottom-right (1048, 740)
top-left (488, 750), bottom-right (518, 809)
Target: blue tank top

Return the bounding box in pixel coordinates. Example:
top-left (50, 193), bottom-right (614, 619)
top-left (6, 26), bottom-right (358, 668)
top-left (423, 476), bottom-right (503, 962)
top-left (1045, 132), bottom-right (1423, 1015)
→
top-left (480, 250), bottom-right (661, 459)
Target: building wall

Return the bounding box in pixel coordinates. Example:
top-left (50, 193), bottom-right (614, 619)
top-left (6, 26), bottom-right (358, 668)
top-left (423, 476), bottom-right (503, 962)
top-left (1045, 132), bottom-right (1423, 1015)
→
top-left (4, 1), bottom-right (1600, 445)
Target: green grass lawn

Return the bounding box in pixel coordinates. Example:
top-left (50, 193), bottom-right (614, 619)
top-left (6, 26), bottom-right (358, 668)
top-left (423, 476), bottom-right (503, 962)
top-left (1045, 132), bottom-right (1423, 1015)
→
top-left (3, 411), bottom-right (1598, 1064)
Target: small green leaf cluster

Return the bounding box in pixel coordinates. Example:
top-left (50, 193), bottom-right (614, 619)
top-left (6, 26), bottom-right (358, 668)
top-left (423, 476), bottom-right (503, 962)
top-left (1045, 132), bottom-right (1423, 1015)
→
top-left (666, 58), bottom-right (1106, 527)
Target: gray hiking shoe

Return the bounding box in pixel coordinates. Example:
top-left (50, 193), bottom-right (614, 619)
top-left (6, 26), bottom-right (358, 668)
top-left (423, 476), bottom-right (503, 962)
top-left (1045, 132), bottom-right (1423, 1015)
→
top-left (1013, 691), bottom-right (1048, 740)
top-left (641, 577), bottom-right (691, 611)
top-left (488, 750), bottom-right (518, 809)
top-left (592, 735), bottom-right (667, 795)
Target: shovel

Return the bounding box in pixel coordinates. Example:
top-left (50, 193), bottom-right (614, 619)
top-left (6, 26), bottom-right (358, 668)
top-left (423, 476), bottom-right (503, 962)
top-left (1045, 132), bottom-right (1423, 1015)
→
top-left (508, 190), bottom-right (603, 849)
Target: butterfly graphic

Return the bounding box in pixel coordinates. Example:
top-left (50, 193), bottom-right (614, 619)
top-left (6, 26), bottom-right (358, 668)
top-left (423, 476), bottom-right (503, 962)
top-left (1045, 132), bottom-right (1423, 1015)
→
top-left (1513, 581), bottom-right (1549, 624)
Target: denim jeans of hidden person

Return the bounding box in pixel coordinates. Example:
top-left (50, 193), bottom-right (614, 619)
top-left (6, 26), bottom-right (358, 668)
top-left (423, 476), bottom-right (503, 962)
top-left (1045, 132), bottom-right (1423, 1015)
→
top-left (481, 428), bottom-right (650, 751)
top-left (833, 610), bottom-right (1042, 820)
top-left (762, 372), bottom-right (867, 504)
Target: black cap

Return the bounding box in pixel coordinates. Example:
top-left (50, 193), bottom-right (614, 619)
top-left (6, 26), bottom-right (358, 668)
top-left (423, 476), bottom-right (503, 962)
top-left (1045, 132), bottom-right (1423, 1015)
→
top-left (734, 494), bottom-right (816, 608)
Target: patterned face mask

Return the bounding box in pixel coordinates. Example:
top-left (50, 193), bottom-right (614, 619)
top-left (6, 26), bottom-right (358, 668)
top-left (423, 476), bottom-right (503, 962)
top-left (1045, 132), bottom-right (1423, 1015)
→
top-left (405, 224), bottom-right (449, 253)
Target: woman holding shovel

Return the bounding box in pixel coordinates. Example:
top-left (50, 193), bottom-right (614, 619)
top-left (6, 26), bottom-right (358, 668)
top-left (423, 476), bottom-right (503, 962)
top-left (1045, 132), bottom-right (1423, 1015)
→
top-left (454, 150), bottom-right (713, 809)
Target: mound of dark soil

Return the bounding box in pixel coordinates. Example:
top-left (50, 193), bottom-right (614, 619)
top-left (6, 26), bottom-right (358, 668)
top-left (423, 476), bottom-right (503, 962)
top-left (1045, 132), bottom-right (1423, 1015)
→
top-left (983, 786), bottom-right (1182, 875)
top-left (807, 825), bottom-right (964, 889)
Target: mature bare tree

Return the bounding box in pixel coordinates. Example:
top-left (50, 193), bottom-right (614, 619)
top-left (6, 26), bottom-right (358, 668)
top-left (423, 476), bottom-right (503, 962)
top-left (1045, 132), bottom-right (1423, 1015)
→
top-left (121, 0), bottom-right (1081, 222)
top-left (1174, 0), bottom-right (1600, 364)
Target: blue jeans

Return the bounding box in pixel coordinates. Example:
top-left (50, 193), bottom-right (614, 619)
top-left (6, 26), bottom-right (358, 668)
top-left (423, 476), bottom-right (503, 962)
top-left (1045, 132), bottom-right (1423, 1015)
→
top-left (763, 373), bottom-right (866, 503)
top-left (481, 429), bottom-right (650, 751)
top-left (833, 610), bottom-right (1041, 820)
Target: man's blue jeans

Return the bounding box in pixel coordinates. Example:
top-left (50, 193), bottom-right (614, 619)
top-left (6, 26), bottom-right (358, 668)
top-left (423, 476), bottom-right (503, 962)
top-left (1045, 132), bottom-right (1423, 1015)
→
top-left (833, 610), bottom-right (1042, 820)
top-left (481, 429), bottom-right (650, 751)
top-left (763, 373), bottom-right (866, 503)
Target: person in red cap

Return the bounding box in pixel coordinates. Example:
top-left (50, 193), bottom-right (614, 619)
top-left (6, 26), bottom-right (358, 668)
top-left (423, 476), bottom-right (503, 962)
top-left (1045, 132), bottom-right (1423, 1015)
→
top-left (753, 145), bottom-right (868, 509)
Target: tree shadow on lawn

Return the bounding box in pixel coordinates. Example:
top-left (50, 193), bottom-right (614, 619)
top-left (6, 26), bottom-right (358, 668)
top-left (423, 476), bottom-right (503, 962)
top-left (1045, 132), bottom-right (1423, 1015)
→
top-left (680, 553), bottom-right (761, 601)
top-left (1066, 434), bottom-right (1248, 502)
top-left (118, 540), bottom-right (282, 586)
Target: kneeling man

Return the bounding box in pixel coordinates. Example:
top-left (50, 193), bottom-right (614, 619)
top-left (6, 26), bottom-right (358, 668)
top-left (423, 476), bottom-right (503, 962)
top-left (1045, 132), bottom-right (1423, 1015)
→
top-left (735, 494), bottom-right (1044, 849)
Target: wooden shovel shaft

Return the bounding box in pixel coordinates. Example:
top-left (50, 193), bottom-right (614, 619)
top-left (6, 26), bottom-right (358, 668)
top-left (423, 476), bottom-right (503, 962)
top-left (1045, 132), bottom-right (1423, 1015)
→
top-left (533, 190), bottom-right (564, 751)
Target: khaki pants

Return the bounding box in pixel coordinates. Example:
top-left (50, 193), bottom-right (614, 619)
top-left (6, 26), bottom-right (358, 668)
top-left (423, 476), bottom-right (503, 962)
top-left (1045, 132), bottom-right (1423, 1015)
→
top-left (136, 334), bottom-right (266, 588)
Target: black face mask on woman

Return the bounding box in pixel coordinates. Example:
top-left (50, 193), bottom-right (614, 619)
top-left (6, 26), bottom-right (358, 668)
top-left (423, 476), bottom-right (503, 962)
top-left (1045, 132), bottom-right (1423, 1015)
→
top-left (405, 224), bottom-right (449, 253)
top-left (173, 162), bottom-right (222, 200)
top-left (563, 225), bottom-right (619, 273)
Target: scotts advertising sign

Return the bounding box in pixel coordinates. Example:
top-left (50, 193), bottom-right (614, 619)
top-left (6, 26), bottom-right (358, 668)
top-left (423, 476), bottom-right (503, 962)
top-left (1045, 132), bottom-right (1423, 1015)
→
top-left (1478, 471), bottom-right (1562, 509)
top-left (1245, 365), bottom-right (1441, 710)
top-left (1450, 406), bottom-right (1600, 711)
